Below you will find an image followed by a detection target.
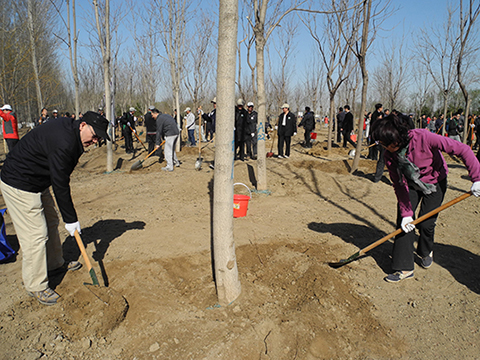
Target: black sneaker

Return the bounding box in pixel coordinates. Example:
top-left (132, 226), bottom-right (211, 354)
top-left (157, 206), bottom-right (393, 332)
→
top-left (420, 251), bottom-right (433, 269)
top-left (27, 288), bottom-right (60, 306)
top-left (384, 271), bottom-right (414, 283)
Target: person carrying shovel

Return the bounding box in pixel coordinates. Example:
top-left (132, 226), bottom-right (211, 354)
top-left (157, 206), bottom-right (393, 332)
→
top-left (152, 108), bottom-right (180, 172)
top-left (371, 114), bottom-right (480, 283)
top-left (0, 111), bottom-right (110, 305)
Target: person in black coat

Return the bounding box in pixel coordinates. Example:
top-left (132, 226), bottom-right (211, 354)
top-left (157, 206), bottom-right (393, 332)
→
top-left (299, 106), bottom-right (315, 148)
top-left (277, 103), bottom-right (297, 158)
top-left (368, 103), bottom-right (383, 159)
top-left (342, 105), bottom-right (357, 148)
top-left (202, 97), bottom-right (216, 141)
top-left (235, 99), bottom-right (248, 161)
top-left (145, 106), bottom-right (163, 160)
top-left (121, 107), bottom-right (136, 153)
top-left (245, 102), bottom-right (258, 159)
top-left (336, 107), bottom-right (345, 143)
top-left (0, 112), bottom-right (110, 305)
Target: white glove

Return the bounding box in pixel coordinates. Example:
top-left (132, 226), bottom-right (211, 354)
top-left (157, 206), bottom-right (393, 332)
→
top-left (471, 181), bottom-right (480, 197)
top-left (251, 133), bottom-right (255, 137)
top-left (275, 126), bottom-right (278, 130)
top-left (127, 122), bottom-right (131, 127)
top-left (470, 123), bottom-right (475, 128)
top-left (133, 129), bottom-right (137, 133)
top-left (401, 217), bottom-right (415, 233)
top-left (294, 132), bottom-right (297, 136)
top-left (65, 221), bottom-right (81, 236)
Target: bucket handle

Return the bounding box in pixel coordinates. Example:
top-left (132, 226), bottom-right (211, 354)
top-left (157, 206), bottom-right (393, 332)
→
top-left (233, 183), bottom-right (252, 199)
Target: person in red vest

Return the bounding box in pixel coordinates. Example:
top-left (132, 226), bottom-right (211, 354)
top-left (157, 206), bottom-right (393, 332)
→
top-left (0, 104), bottom-right (19, 151)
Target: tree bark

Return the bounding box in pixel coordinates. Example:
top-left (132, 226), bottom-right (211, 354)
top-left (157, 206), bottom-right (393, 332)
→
top-left (350, 0), bottom-right (371, 174)
top-left (93, 0), bottom-right (113, 172)
top-left (27, 0), bottom-right (43, 112)
top-left (213, 0), bottom-right (241, 306)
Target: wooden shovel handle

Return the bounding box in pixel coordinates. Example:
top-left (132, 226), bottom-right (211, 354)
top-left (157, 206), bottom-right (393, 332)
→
top-left (360, 191), bottom-right (472, 256)
top-left (144, 140), bottom-right (165, 160)
top-left (74, 230), bottom-right (94, 271)
top-left (129, 126), bottom-right (147, 149)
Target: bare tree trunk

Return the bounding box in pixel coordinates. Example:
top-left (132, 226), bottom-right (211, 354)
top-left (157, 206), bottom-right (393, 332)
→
top-left (66, 0), bottom-right (80, 118)
top-left (256, 34), bottom-right (268, 191)
top-left (327, 95), bottom-right (335, 152)
top-left (350, 0), bottom-right (371, 174)
top-left (213, 0), bottom-right (241, 306)
top-left (442, 94), bottom-right (448, 136)
top-left (93, 0), bottom-right (113, 172)
top-left (27, 0), bottom-right (43, 111)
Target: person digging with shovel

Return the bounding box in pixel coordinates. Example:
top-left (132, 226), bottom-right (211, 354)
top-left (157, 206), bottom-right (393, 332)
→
top-left (0, 111), bottom-right (110, 305)
top-left (371, 114), bottom-right (480, 283)
top-left (152, 108), bottom-right (180, 172)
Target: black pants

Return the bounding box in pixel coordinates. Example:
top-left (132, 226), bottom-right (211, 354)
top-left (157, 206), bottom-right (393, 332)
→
top-left (374, 146), bottom-right (385, 182)
top-left (6, 138), bottom-right (19, 152)
top-left (368, 140), bottom-right (379, 160)
top-left (304, 128), bottom-right (313, 148)
top-left (342, 131), bottom-right (356, 148)
top-left (206, 123), bottom-right (214, 141)
top-left (124, 129), bottom-right (134, 152)
top-left (278, 134), bottom-right (291, 156)
top-left (337, 127), bottom-right (342, 143)
top-left (235, 138), bottom-right (245, 160)
top-left (146, 133), bottom-right (163, 159)
top-left (392, 178), bottom-right (447, 272)
top-left (245, 135), bottom-right (253, 158)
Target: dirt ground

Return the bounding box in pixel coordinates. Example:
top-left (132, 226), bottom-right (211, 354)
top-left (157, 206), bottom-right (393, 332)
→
top-left (1, 125), bottom-right (479, 360)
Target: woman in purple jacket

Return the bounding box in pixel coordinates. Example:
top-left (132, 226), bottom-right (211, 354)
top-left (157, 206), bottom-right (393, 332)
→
top-left (371, 114), bottom-right (480, 283)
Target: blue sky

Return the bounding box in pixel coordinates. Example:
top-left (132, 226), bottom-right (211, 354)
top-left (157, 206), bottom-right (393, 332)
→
top-left (66, 0), bottom-right (456, 98)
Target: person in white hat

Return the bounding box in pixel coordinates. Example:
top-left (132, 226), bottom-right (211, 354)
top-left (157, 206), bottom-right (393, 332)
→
top-left (185, 107), bottom-right (196, 146)
top-left (52, 110), bottom-right (59, 119)
top-left (276, 103), bottom-right (297, 158)
top-left (202, 97), bottom-right (216, 141)
top-left (120, 107), bottom-right (136, 153)
top-left (0, 104), bottom-right (19, 151)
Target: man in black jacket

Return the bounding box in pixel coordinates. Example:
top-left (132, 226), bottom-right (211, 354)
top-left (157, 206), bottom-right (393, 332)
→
top-left (235, 99), bottom-right (248, 161)
top-left (202, 97), bottom-right (216, 141)
top-left (277, 103), bottom-right (297, 158)
top-left (299, 106), bottom-right (315, 148)
top-left (0, 111), bottom-right (110, 306)
top-left (121, 107), bottom-right (136, 153)
top-left (342, 105), bottom-right (357, 148)
top-left (144, 105), bottom-right (163, 160)
top-left (368, 103), bottom-right (384, 160)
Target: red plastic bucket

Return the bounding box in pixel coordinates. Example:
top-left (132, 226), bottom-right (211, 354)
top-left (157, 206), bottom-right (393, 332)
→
top-left (233, 183), bottom-right (251, 218)
top-left (310, 132), bottom-right (317, 139)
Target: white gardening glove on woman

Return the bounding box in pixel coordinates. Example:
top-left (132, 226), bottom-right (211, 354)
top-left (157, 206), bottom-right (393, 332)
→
top-left (65, 221), bottom-right (81, 236)
top-left (471, 181), bottom-right (480, 197)
top-left (401, 216), bottom-right (415, 233)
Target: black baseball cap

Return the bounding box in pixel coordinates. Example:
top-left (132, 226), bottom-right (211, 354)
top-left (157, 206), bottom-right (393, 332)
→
top-left (82, 111), bottom-right (111, 141)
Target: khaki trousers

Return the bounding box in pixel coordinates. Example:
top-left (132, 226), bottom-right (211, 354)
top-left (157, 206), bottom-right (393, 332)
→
top-left (0, 181), bottom-right (64, 292)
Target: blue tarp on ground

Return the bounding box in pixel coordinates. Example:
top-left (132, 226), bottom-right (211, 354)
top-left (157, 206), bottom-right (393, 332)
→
top-left (0, 208), bottom-right (15, 262)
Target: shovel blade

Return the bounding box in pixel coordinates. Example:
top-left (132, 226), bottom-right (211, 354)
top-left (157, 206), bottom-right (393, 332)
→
top-left (130, 160), bottom-right (143, 171)
top-left (328, 251), bottom-right (361, 268)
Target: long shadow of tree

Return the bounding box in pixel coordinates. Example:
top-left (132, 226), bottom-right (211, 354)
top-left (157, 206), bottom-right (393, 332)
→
top-left (308, 222), bottom-right (393, 274)
top-left (433, 243), bottom-right (480, 294)
top-left (57, 219), bottom-right (146, 287)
